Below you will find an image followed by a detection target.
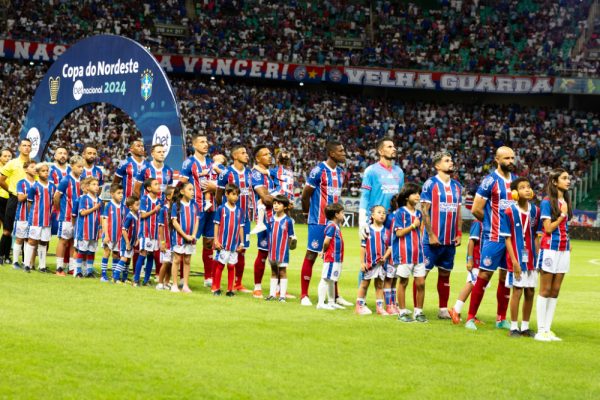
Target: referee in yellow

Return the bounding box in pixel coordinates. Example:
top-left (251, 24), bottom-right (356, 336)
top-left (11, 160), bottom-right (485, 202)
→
top-left (0, 139), bottom-right (32, 264)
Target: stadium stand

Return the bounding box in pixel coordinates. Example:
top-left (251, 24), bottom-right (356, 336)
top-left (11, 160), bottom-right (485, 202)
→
top-left (2, 0), bottom-right (597, 76)
top-left (1, 59), bottom-right (598, 199)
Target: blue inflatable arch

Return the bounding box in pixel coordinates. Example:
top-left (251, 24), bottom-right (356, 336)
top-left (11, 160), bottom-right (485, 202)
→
top-left (19, 34), bottom-right (185, 166)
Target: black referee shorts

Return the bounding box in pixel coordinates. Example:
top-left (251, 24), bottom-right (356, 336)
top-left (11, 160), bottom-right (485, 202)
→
top-left (0, 196), bottom-right (7, 225)
top-left (3, 195), bottom-right (17, 233)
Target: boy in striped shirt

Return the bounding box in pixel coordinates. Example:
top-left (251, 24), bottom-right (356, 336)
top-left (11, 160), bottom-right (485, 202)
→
top-left (265, 195), bottom-right (297, 302)
top-left (134, 178), bottom-right (163, 287)
top-left (114, 196), bottom-right (140, 283)
top-left (316, 203), bottom-right (345, 311)
top-left (391, 183), bottom-right (427, 323)
top-left (54, 155), bottom-right (84, 276)
top-left (501, 177), bottom-right (541, 337)
top-left (74, 177), bottom-right (102, 278)
top-left (100, 185), bottom-right (124, 282)
top-left (356, 205), bottom-right (391, 315)
top-left (12, 160), bottom-right (36, 270)
top-left (212, 184), bottom-right (245, 296)
top-left (24, 163), bottom-right (56, 273)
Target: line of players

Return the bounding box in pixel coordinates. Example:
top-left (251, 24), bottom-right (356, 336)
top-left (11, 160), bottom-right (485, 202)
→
top-left (354, 146), bottom-right (571, 342)
top-left (0, 138), bottom-right (572, 340)
top-left (0, 136), bottom-right (356, 306)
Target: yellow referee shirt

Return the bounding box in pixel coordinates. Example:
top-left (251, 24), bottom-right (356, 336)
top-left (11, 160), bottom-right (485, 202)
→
top-left (0, 156), bottom-right (29, 196)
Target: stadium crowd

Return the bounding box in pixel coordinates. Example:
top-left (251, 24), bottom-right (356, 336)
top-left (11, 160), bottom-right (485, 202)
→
top-left (2, 0), bottom-right (598, 77)
top-left (1, 60), bottom-right (599, 198)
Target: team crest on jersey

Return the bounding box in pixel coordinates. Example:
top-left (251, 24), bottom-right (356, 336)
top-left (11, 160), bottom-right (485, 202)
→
top-left (481, 176), bottom-right (494, 190)
top-left (252, 170), bottom-right (263, 180)
top-left (422, 179), bottom-right (433, 192)
top-left (311, 240), bottom-right (320, 249)
top-left (309, 166), bottom-right (320, 179)
top-left (483, 256), bottom-right (492, 267)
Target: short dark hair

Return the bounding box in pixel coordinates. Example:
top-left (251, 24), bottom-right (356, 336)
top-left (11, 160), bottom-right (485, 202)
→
top-left (20, 138), bottom-right (31, 145)
top-left (225, 183), bottom-right (240, 195)
top-left (143, 178), bottom-right (156, 190)
top-left (272, 194), bottom-right (290, 207)
top-left (432, 151), bottom-right (452, 167)
top-left (23, 160), bottom-right (36, 169)
top-left (253, 144), bottom-right (269, 160)
top-left (125, 196), bottom-right (139, 208)
top-left (326, 140), bottom-right (343, 155)
top-left (230, 144), bottom-right (245, 157)
top-left (510, 177), bottom-right (530, 191)
top-left (325, 203), bottom-right (344, 220)
top-left (110, 184), bottom-right (123, 194)
top-left (376, 138), bottom-right (393, 151)
top-left (151, 143), bottom-right (164, 152)
top-left (397, 183), bottom-right (421, 207)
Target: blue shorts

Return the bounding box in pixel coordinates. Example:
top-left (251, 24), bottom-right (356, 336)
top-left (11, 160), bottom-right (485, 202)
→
top-left (196, 211), bottom-right (215, 239)
top-left (307, 223), bottom-right (326, 253)
top-left (242, 219), bottom-right (250, 248)
top-left (479, 240), bottom-right (507, 272)
top-left (423, 244), bottom-right (456, 271)
top-left (50, 212), bottom-right (59, 235)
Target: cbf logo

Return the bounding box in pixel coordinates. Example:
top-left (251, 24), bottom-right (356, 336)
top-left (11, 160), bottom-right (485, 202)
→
top-left (141, 69), bottom-right (153, 101)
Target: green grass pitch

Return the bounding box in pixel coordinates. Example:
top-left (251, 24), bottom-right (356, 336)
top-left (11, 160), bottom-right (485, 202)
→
top-left (1, 225), bottom-right (599, 399)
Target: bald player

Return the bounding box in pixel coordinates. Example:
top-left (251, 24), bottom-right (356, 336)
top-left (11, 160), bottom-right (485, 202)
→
top-left (465, 146), bottom-right (517, 330)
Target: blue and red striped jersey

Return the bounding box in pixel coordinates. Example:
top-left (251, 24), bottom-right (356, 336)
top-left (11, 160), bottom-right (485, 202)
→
top-left (323, 221), bottom-right (344, 263)
top-left (170, 200), bottom-right (200, 247)
top-left (269, 166), bottom-right (295, 201)
top-left (217, 165), bottom-right (252, 221)
top-left (101, 200), bottom-right (124, 244)
top-left (213, 204), bottom-right (244, 252)
top-left (76, 194), bottom-right (101, 241)
top-left (138, 194), bottom-right (162, 240)
top-left (475, 171), bottom-right (516, 242)
top-left (267, 214), bottom-right (296, 264)
top-left (115, 156), bottom-right (147, 199)
top-left (540, 198), bottom-right (570, 251)
top-left (27, 181), bottom-right (56, 227)
top-left (501, 203), bottom-right (541, 271)
top-left (306, 162), bottom-right (344, 225)
top-left (361, 225), bottom-right (389, 268)
top-left (181, 155), bottom-right (215, 212)
top-left (469, 220), bottom-right (483, 267)
top-left (135, 161), bottom-right (173, 197)
top-left (81, 165), bottom-right (104, 187)
top-left (421, 175), bottom-right (462, 245)
top-left (15, 178), bottom-right (34, 223)
top-left (57, 173), bottom-right (81, 222)
top-left (391, 207), bottom-right (423, 265)
top-left (120, 211), bottom-right (138, 249)
top-left (251, 167), bottom-right (276, 222)
top-left (49, 164), bottom-right (71, 186)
